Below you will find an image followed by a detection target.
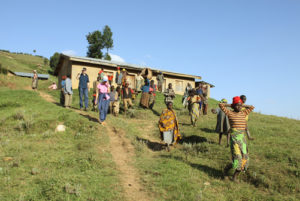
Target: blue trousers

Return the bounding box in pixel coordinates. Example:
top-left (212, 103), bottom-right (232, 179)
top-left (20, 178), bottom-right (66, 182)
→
top-left (98, 93), bottom-right (109, 122)
top-left (79, 87), bottom-right (89, 108)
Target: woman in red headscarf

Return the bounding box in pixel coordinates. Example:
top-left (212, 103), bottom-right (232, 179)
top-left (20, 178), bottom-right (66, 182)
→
top-left (219, 96), bottom-right (255, 182)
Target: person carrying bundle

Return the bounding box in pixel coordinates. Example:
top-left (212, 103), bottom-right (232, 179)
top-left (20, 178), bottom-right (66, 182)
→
top-left (219, 96), bottom-right (254, 182)
top-left (187, 89), bottom-right (201, 127)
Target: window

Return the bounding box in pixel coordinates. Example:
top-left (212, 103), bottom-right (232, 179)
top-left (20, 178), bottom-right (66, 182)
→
top-left (175, 80), bottom-right (183, 92)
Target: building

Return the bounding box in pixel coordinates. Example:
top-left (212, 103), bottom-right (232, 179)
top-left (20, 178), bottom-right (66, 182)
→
top-left (54, 54), bottom-right (204, 95)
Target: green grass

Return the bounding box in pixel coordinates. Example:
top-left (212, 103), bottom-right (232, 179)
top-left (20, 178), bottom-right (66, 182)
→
top-left (1, 52), bottom-right (299, 200)
top-left (108, 92), bottom-right (300, 201)
top-left (0, 51), bottom-right (51, 74)
top-left (0, 89), bottom-right (123, 200)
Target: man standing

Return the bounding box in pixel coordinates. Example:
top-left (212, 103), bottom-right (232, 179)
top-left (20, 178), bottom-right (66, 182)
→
top-left (76, 68), bottom-right (90, 111)
top-left (115, 67), bottom-right (123, 86)
top-left (64, 75), bottom-right (73, 108)
top-left (156, 71), bottom-right (164, 92)
top-left (121, 83), bottom-right (133, 113)
top-left (202, 85), bottom-right (208, 115)
top-left (164, 83), bottom-right (176, 105)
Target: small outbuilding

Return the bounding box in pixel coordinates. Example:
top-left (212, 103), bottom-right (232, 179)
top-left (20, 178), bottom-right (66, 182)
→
top-left (54, 54), bottom-right (202, 96)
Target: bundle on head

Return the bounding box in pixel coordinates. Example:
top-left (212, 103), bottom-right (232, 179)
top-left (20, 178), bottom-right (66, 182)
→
top-left (140, 68), bottom-right (152, 79)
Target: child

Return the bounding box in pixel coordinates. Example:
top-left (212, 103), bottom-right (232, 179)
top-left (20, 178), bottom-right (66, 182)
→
top-left (240, 95), bottom-right (254, 140)
top-left (211, 99), bottom-right (230, 146)
top-left (219, 96), bottom-right (254, 182)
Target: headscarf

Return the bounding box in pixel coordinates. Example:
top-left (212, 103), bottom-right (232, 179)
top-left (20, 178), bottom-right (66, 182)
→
top-left (232, 96), bottom-right (242, 106)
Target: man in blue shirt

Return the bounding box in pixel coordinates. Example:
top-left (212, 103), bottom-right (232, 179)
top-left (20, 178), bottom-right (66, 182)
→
top-left (76, 68), bottom-right (90, 110)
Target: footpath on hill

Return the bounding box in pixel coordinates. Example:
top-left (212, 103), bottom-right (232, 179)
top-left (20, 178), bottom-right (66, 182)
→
top-left (38, 90), bottom-right (149, 201)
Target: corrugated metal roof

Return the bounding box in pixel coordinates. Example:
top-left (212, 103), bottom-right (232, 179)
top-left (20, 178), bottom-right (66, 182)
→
top-left (62, 54), bottom-right (202, 80)
top-left (14, 72), bottom-right (49, 79)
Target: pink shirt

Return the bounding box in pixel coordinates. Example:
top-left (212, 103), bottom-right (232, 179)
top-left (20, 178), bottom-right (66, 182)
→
top-left (97, 82), bottom-right (110, 100)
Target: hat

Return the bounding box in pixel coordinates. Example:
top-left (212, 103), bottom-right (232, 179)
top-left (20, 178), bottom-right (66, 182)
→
top-left (122, 68), bottom-right (126, 71)
top-left (117, 66), bottom-right (120, 70)
top-left (220, 98), bottom-right (228, 103)
top-left (103, 75), bottom-right (108, 82)
top-left (33, 70), bottom-right (37, 73)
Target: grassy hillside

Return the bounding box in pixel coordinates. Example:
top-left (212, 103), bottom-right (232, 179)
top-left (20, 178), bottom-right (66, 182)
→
top-left (0, 50), bottom-right (51, 74)
top-left (0, 53), bottom-right (299, 200)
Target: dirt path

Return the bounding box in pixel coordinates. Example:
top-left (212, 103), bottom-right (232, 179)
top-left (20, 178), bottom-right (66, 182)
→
top-left (37, 91), bottom-right (149, 201)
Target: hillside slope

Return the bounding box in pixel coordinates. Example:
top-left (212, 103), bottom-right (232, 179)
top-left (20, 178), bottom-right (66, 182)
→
top-left (0, 53), bottom-right (299, 200)
top-left (0, 50), bottom-right (51, 74)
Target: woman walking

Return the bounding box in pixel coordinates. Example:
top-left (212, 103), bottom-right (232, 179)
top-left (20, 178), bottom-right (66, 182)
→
top-left (95, 76), bottom-right (110, 125)
top-left (158, 102), bottom-right (182, 151)
top-left (32, 70), bottom-right (38, 90)
top-left (188, 89), bottom-right (201, 127)
top-left (219, 96), bottom-right (254, 182)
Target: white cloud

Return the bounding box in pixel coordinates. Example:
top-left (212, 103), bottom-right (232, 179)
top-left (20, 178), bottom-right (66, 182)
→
top-left (62, 50), bottom-right (76, 56)
top-left (109, 53), bottom-right (125, 63)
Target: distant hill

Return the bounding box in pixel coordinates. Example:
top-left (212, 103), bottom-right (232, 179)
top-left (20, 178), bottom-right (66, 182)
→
top-left (0, 50), bottom-right (51, 74)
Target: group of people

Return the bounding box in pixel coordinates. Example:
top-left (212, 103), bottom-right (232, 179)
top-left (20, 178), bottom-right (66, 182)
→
top-left (59, 67), bottom-right (176, 125)
top-left (58, 67), bottom-right (255, 182)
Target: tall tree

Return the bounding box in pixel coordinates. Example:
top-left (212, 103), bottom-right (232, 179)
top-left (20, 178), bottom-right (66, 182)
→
top-left (50, 52), bottom-right (60, 70)
top-left (102, 25), bottom-right (113, 54)
top-left (86, 25), bottom-right (114, 60)
top-left (86, 30), bottom-right (104, 59)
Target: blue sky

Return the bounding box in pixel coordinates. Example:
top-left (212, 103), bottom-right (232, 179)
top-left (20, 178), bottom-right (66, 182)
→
top-left (1, 0), bottom-right (299, 119)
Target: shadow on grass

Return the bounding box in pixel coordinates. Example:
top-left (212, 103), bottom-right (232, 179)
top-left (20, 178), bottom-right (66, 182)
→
top-left (151, 108), bottom-right (161, 116)
top-left (179, 135), bottom-right (208, 144)
top-left (200, 128), bottom-right (216, 133)
top-left (136, 137), bottom-right (166, 151)
top-left (160, 155), bottom-right (224, 179)
top-left (179, 122), bottom-right (192, 126)
top-left (79, 113), bottom-right (99, 123)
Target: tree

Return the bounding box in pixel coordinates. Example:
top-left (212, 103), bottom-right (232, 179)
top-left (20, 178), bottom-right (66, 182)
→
top-left (102, 25), bottom-right (113, 54)
top-left (33, 49), bottom-right (36, 54)
top-left (50, 52), bottom-right (60, 70)
top-left (86, 25), bottom-right (114, 60)
top-left (86, 30), bottom-right (104, 59)
top-left (104, 53), bottom-right (111, 61)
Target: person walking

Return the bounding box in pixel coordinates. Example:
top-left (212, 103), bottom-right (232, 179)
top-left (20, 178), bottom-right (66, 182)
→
top-left (183, 83), bottom-right (192, 108)
top-left (158, 102), bottom-right (182, 151)
top-left (164, 83), bottom-right (176, 105)
top-left (202, 85), bottom-right (208, 115)
top-left (60, 75), bottom-right (66, 106)
top-left (121, 83), bottom-right (133, 113)
top-left (140, 78), bottom-right (150, 108)
top-left (156, 71), bottom-right (164, 92)
top-left (95, 76), bottom-right (110, 125)
top-left (32, 70), bottom-right (38, 90)
top-left (64, 75), bottom-right (73, 108)
top-left (219, 96), bottom-right (254, 182)
top-left (211, 99), bottom-right (230, 146)
top-left (149, 80), bottom-right (157, 109)
top-left (187, 89), bottom-right (201, 127)
top-left (76, 68), bottom-right (90, 111)
top-left (92, 75), bottom-right (101, 111)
